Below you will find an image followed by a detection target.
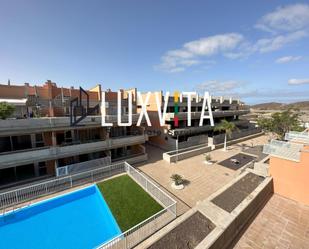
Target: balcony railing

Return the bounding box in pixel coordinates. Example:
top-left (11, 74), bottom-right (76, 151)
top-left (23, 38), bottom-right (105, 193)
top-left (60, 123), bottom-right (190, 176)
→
top-left (164, 110), bottom-right (249, 121)
top-left (97, 163), bottom-right (176, 249)
top-left (263, 139), bottom-right (303, 162)
top-left (168, 120), bottom-right (252, 137)
top-left (0, 162), bottom-right (177, 249)
top-left (0, 135), bottom-right (147, 168)
top-left (285, 131), bottom-right (309, 144)
top-left (0, 114), bottom-right (140, 135)
top-left (56, 156), bottom-right (112, 176)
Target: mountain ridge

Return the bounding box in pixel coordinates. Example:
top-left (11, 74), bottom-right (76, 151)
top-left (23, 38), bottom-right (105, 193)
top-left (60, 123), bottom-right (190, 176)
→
top-left (250, 101), bottom-right (309, 110)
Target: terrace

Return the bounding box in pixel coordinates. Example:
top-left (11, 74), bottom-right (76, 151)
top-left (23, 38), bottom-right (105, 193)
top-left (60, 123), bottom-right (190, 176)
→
top-left (135, 133), bottom-right (309, 249)
top-left (234, 194), bottom-right (309, 249)
top-left (1, 133), bottom-right (308, 249)
top-left (137, 135), bottom-right (269, 215)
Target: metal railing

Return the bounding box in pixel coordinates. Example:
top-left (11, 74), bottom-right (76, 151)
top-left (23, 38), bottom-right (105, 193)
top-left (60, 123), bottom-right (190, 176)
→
top-left (56, 156), bottom-right (112, 176)
top-left (213, 127), bottom-right (262, 144)
top-left (0, 162), bottom-right (125, 209)
top-left (0, 135), bottom-right (147, 168)
top-left (164, 110), bottom-right (249, 121)
top-left (285, 131), bottom-right (309, 144)
top-left (97, 162), bottom-right (177, 249)
top-left (263, 139), bottom-right (303, 162)
top-left (111, 152), bottom-right (145, 162)
top-left (0, 162), bottom-right (177, 249)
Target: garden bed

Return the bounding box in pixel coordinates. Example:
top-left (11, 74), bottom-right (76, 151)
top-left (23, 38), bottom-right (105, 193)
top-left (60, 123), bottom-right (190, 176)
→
top-left (147, 211), bottom-right (215, 249)
top-left (211, 172), bottom-right (264, 212)
top-left (97, 175), bottom-right (163, 231)
top-left (218, 153), bottom-right (256, 170)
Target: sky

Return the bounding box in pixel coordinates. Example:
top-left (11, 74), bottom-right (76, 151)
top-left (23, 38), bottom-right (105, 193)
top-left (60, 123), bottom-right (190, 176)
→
top-left (1, 0), bottom-right (309, 104)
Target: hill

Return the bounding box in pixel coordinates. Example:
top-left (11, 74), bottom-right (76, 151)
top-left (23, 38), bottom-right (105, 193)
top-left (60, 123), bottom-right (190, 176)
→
top-left (251, 101), bottom-right (309, 111)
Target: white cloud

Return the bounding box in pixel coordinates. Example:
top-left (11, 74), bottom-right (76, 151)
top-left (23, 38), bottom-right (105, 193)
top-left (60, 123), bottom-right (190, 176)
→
top-left (156, 4), bottom-right (309, 73)
top-left (156, 33), bottom-right (243, 72)
top-left (193, 81), bottom-right (309, 102)
top-left (253, 31), bottom-right (307, 53)
top-left (256, 3), bottom-right (309, 33)
top-left (275, 56), bottom-right (302, 64)
top-left (183, 33), bottom-right (244, 56)
top-left (195, 80), bottom-right (245, 95)
top-left (288, 78), bottom-right (309, 85)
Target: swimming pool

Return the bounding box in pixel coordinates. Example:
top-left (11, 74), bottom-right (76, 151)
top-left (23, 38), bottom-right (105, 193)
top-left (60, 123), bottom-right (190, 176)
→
top-left (0, 185), bottom-right (121, 249)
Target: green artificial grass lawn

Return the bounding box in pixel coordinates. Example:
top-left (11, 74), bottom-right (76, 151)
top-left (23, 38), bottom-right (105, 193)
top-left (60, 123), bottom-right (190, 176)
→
top-left (97, 175), bottom-right (163, 231)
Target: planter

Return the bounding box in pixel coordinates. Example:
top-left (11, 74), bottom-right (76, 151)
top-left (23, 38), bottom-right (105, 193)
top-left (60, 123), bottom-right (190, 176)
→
top-left (171, 182), bottom-right (184, 190)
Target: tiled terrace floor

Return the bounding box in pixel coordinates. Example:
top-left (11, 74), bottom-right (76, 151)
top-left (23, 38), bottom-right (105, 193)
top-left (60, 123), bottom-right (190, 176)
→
top-left (234, 194), bottom-right (309, 249)
top-left (139, 135), bottom-right (269, 216)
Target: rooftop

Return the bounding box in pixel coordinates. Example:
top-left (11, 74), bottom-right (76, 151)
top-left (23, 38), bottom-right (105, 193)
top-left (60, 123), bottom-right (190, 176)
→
top-left (234, 194), bottom-right (309, 249)
top-left (137, 135), bottom-right (269, 215)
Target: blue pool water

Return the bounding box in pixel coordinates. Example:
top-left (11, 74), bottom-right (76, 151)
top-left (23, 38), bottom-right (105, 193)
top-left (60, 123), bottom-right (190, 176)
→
top-left (0, 185), bottom-right (121, 249)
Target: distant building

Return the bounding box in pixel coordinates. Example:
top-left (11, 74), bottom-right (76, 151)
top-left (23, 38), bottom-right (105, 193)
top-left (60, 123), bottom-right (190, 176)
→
top-left (0, 81), bottom-right (147, 188)
top-left (263, 130), bottom-right (309, 205)
top-left (138, 91), bottom-right (261, 151)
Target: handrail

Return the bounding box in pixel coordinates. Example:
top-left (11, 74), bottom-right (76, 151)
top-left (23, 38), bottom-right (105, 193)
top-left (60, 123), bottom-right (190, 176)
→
top-left (0, 162), bottom-right (125, 209)
top-left (285, 131), bottom-right (309, 144)
top-left (0, 146), bottom-right (50, 156)
top-left (56, 156), bottom-right (112, 176)
top-left (111, 152), bottom-right (145, 162)
top-left (98, 203), bottom-right (175, 249)
top-left (263, 139), bottom-right (302, 162)
top-left (125, 162), bottom-right (176, 206)
top-left (97, 162), bottom-right (177, 249)
top-left (0, 161), bottom-right (177, 249)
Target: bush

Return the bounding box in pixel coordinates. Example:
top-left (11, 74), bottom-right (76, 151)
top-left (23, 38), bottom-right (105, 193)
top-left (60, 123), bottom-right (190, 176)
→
top-left (204, 153), bottom-right (211, 161)
top-left (257, 109), bottom-right (302, 140)
top-left (0, 102), bottom-right (15, 120)
top-left (170, 174), bottom-right (183, 186)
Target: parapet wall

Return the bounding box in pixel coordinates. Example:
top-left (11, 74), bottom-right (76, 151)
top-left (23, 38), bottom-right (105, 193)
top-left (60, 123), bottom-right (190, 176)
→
top-left (213, 128), bottom-right (262, 145)
top-left (163, 144), bottom-right (211, 163)
top-left (206, 176), bottom-right (273, 249)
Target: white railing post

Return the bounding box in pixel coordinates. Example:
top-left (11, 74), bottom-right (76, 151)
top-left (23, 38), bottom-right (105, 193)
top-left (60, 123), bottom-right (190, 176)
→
top-left (70, 176), bottom-right (73, 188)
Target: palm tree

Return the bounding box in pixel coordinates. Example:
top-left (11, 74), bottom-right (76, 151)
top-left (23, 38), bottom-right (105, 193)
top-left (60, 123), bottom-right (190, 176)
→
top-left (214, 120), bottom-right (237, 151)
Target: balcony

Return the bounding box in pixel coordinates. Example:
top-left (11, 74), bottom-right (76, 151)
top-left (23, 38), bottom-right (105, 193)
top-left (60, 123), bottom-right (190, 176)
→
top-left (285, 131), bottom-right (309, 144)
top-left (164, 110), bottom-right (249, 121)
top-left (168, 125), bottom-right (213, 137)
top-left (0, 134), bottom-right (148, 168)
top-left (0, 114), bottom-right (140, 135)
top-left (164, 96), bottom-right (240, 106)
top-left (263, 139), bottom-right (303, 162)
top-left (167, 120), bottom-right (250, 137)
top-left (56, 156), bottom-right (112, 176)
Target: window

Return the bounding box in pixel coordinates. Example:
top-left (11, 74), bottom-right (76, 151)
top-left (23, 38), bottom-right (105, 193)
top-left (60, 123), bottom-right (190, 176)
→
top-left (35, 133), bottom-right (44, 147)
top-left (38, 162), bottom-right (47, 176)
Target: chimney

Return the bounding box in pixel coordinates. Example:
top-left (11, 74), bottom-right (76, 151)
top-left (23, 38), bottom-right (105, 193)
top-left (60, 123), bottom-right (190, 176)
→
top-left (8, 79), bottom-right (10, 86)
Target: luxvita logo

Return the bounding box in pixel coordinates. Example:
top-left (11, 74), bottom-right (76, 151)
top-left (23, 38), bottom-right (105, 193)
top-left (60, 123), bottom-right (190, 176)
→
top-left (71, 89), bottom-right (214, 127)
